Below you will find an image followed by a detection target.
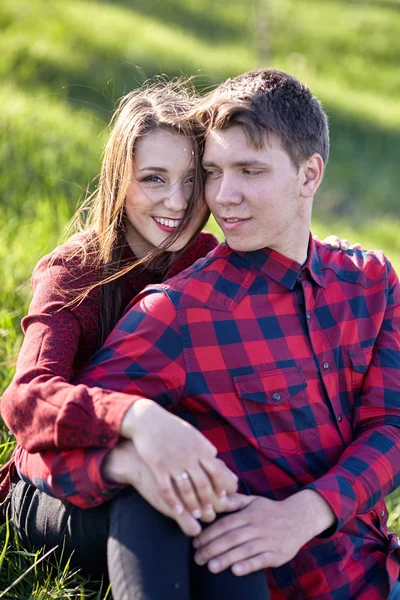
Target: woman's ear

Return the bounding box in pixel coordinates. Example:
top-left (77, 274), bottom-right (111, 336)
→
top-left (300, 153), bottom-right (324, 199)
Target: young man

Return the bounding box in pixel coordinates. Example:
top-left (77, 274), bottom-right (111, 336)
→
top-left (14, 69), bottom-right (400, 598)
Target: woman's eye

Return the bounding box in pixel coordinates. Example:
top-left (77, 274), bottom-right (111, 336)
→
top-left (142, 175), bottom-right (164, 184)
top-left (185, 176), bottom-right (194, 185)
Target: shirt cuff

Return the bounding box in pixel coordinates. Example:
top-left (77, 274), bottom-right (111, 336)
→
top-left (304, 473), bottom-right (358, 534)
top-left (54, 390), bottom-right (141, 449)
top-left (66, 448), bottom-right (125, 509)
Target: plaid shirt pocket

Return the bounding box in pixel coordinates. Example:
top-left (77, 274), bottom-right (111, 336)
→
top-left (234, 367), bottom-right (318, 454)
top-left (349, 346), bottom-right (374, 393)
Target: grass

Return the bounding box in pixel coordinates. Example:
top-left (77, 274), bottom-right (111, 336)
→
top-left (1, 0), bottom-right (400, 596)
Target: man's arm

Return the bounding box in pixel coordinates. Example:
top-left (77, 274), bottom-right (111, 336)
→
top-left (304, 260), bottom-right (400, 530)
top-left (14, 442), bottom-right (204, 537)
top-left (193, 260), bottom-right (400, 575)
top-left (17, 289), bottom-right (237, 521)
top-left (15, 445), bottom-right (121, 510)
top-left (76, 289), bottom-right (236, 515)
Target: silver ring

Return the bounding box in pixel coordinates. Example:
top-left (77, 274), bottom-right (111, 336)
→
top-left (175, 471), bottom-right (189, 481)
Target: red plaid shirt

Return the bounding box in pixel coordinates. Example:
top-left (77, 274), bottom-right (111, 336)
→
top-left (17, 236), bottom-right (400, 599)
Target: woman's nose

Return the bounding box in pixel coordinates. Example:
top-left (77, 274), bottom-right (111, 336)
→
top-left (163, 182), bottom-right (187, 212)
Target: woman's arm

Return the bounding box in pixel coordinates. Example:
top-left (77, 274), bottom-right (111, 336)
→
top-left (1, 232), bottom-right (220, 453)
top-left (1, 250), bottom-right (135, 452)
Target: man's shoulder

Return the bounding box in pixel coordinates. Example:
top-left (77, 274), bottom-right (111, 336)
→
top-left (315, 241), bottom-right (391, 287)
top-left (143, 243), bottom-right (249, 311)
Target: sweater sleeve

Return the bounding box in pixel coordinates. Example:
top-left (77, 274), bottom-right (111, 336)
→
top-left (1, 249), bottom-right (136, 452)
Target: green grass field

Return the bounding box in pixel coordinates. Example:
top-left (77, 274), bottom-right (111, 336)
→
top-left (1, 0), bottom-right (400, 596)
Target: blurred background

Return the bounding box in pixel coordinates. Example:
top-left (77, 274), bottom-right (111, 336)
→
top-left (0, 0), bottom-right (399, 596)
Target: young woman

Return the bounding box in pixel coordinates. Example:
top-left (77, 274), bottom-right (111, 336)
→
top-left (1, 80), bottom-right (270, 599)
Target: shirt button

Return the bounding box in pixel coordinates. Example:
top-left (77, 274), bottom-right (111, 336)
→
top-left (100, 435), bottom-right (109, 444)
top-left (323, 362), bottom-right (329, 370)
top-left (337, 415), bottom-right (342, 423)
top-left (306, 312), bottom-right (311, 320)
top-left (381, 509), bottom-right (385, 518)
top-left (272, 393), bottom-right (281, 401)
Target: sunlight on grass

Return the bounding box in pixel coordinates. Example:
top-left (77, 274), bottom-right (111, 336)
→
top-left (1, 0), bottom-right (400, 595)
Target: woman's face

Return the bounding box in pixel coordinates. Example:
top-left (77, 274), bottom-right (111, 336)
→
top-left (124, 128), bottom-right (205, 258)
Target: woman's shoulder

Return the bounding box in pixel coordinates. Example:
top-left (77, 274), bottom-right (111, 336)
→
top-left (32, 231), bottom-right (101, 290)
top-left (33, 232), bottom-right (97, 278)
top-left (167, 230), bottom-right (219, 278)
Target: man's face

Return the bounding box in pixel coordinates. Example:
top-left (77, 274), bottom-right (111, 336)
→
top-left (203, 125), bottom-right (308, 256)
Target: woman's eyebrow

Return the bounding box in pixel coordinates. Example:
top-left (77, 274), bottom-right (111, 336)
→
top-left (139, 167), bottom-right (169, 173)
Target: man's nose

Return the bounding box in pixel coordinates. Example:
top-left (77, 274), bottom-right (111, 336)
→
top-left (214, 175), bottom-right (242, 205)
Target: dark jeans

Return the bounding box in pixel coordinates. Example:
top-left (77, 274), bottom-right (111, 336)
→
top-left (10, 481), bottom-right (270, 599)
top-left (390, 581), bottom-right (400, 599)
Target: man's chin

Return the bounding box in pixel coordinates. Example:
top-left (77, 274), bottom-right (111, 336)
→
top-left (225, 238), bottom-right (264, 252)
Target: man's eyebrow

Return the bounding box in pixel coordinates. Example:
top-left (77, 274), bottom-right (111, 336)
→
top-left (202, 160), bottom-right (268, 168)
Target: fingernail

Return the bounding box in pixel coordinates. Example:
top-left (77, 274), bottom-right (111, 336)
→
top-left (192, 509), bottom-right (202, 519)
top-left (192, 524), bottom-right (201, 536)
top-left (194, 553), bottom-right (205, 565)
top-left (175, 504), bottom-right (184, 515)
top-left (209, 559), bottom-right (220, 572)
top-left (233, 563), bottom-right (244, 575)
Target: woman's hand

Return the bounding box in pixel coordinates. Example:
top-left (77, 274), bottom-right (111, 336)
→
top-left (120, 399), bottom-right (238, 519)
top-left (102, 440), bottom-right (231, 536)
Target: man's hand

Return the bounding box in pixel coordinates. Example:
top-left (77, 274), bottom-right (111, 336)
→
top-left (192, 490), bottom-right (336, 576)
top-left (102, 440), bottom-right (233, 537)
top-left (320, 235), bottom-right (362, 251)
top-left (120, 399), bottom-right (238, 519)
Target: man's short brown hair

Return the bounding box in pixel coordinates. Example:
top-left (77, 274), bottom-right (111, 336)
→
top-left (196, 68), bottom-right (329, 170)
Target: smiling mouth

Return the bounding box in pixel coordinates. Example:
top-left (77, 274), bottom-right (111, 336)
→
top-left (219, 216), bottom-right (250, 230)
top-left (153, 216), bottom-right (182, 231)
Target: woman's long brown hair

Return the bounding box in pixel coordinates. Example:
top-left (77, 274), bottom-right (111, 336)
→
top-left (55, 79), bottom-right (209, 345)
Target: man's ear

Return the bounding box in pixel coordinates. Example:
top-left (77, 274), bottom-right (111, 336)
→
top-left (300, 153), bottom-right (324, 199)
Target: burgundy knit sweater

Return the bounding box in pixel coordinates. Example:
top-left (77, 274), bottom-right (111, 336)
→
top-left (0, 231), bottom-right (218, 502)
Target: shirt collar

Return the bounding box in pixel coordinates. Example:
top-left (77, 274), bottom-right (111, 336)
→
top-left (233, 233), bottom-right (326, 289)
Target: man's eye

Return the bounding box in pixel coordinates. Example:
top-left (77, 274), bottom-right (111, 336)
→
top-left (205, 170), bottom-right (220, 179)
top-left (243, 169), bottom-right (262, 176)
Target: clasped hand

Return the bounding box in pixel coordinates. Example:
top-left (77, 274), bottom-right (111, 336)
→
top-left (192, 490), bottom-right (335, 576)
top-left (114, 399), bottom-right (238, 534)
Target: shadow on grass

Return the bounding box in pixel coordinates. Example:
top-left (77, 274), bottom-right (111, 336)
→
top-left (102, 0), bottom-right (246, 42)
top-left (329, 0), bottom-right (400, 12)
top-left (4, 1), bottom-right (239, 118)
top-left (316, 107), bottom-right (400, 221)
top-left (2, 0), bottom-right (400, 223)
